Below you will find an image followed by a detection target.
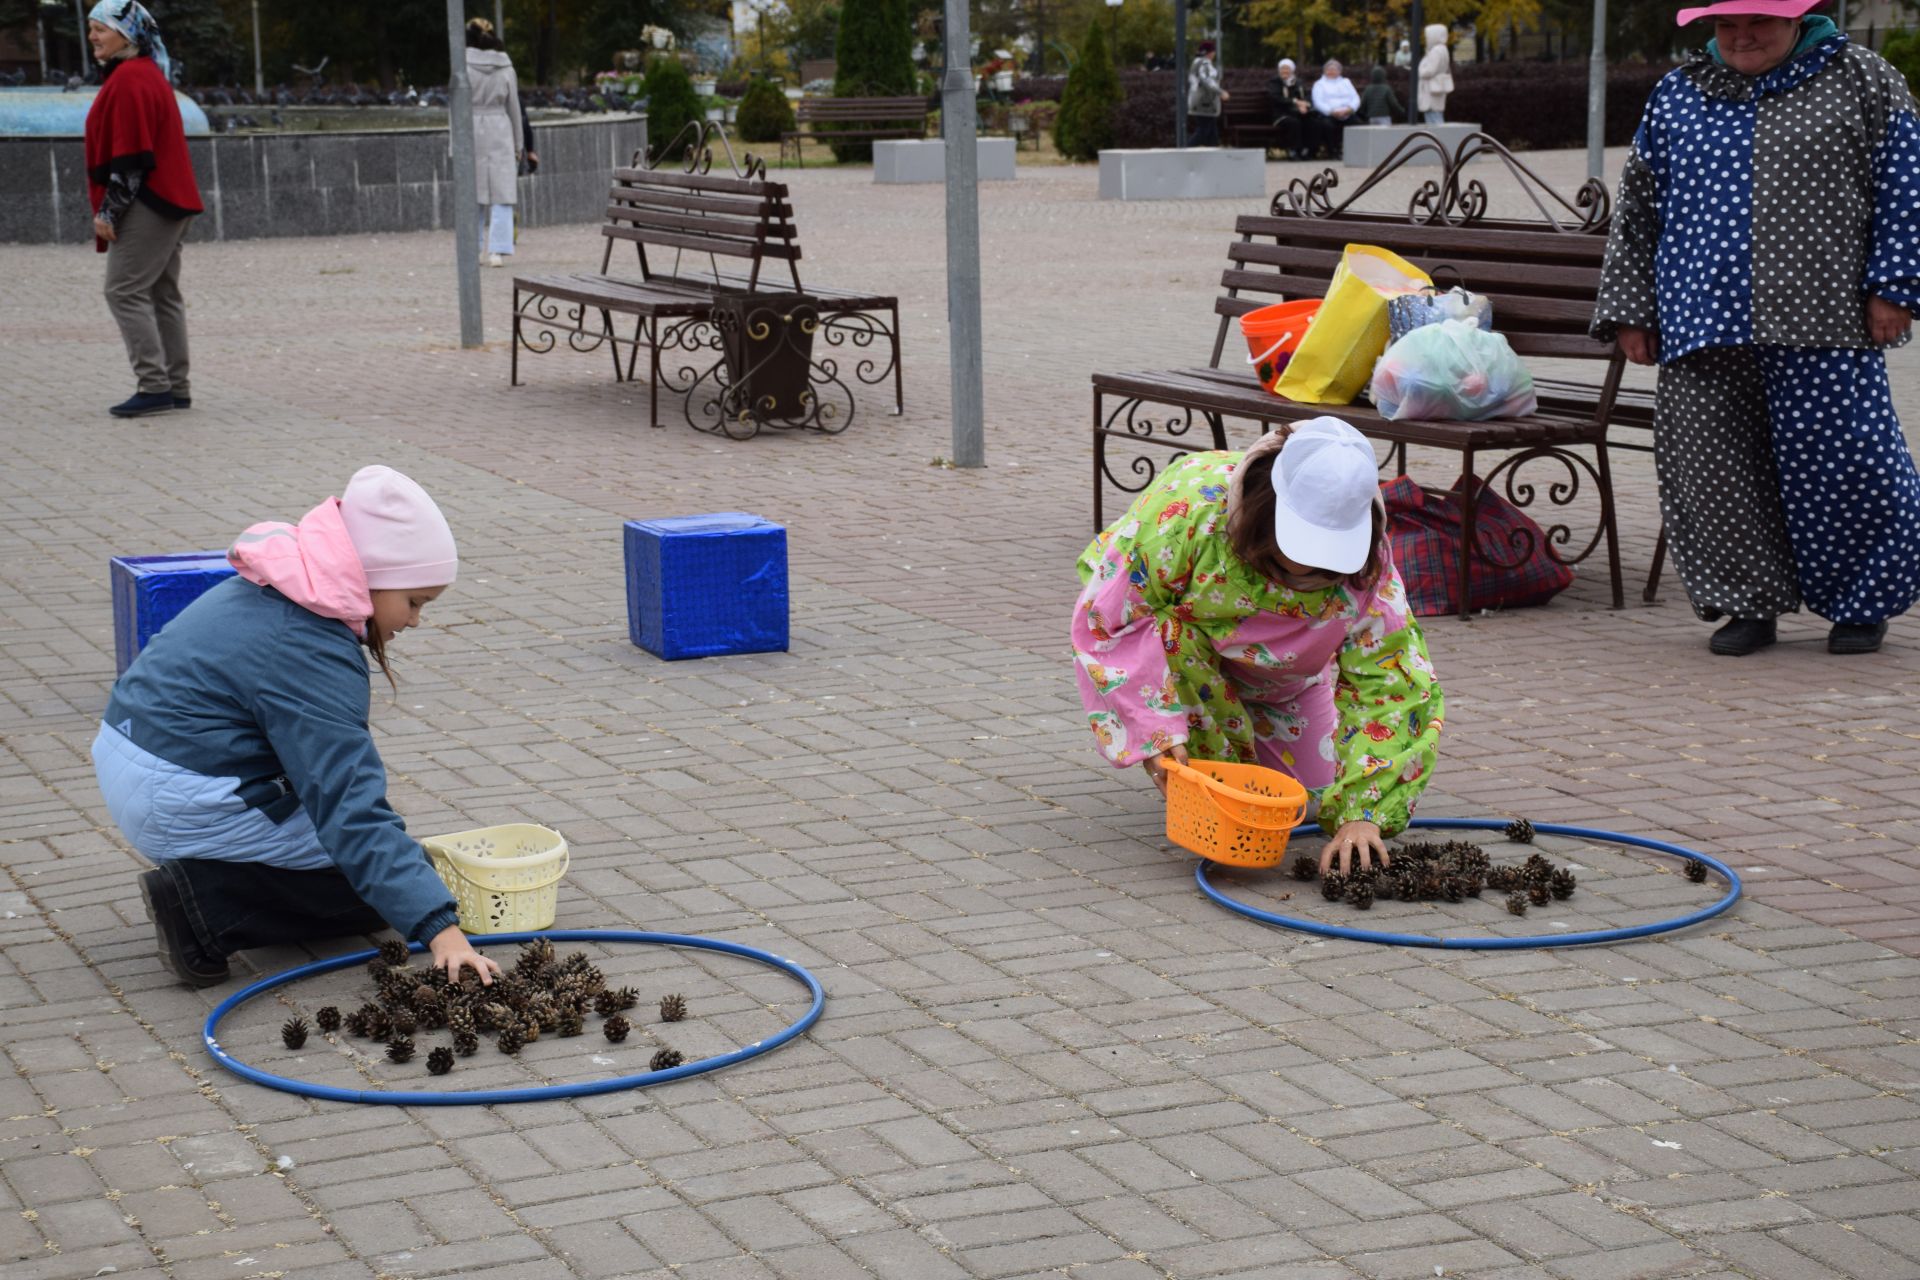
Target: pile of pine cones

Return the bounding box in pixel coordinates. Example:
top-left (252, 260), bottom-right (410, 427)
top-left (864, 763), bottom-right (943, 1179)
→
top-left (1289, 838), bottom-right (1576, 916)
top-left (280, 938), bottom-right (691, 1077)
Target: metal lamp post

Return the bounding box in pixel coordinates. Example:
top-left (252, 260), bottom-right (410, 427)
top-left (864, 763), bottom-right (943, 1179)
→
top-left (1587, 0), bottom-right (1606, 182)
top-left (251, 0), bottom-right (264, 96)
top-left (445, 0), bottom-right (483, 348)
top-left (1107, 0), bottom-right (1122, 59)
top-left (1409, 0), bottom-right (1422, 125)
top-left (941, 0), bottom-right (985, 467)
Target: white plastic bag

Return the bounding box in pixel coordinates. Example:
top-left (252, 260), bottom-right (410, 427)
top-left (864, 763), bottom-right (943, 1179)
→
top-left (1369, 318), bottom-right (1538, 422)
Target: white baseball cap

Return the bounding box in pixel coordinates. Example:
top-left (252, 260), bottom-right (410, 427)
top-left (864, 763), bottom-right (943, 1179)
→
top-left (1270, 417), bottom-right (1379, 575)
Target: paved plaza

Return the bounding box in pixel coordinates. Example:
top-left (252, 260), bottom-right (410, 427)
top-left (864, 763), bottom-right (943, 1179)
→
top-left (2, 149), bottom-right (1919, 1279)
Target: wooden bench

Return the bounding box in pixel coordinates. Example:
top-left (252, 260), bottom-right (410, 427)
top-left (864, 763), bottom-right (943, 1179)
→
top-left (1092, 151), bottom-right (1630, 617)
top-left (1221, 95), bottom-right (1286, 154)
top-left (510, 137), bottom-right (902, 429)
top-left (779, 96), bottom-right (930, 166)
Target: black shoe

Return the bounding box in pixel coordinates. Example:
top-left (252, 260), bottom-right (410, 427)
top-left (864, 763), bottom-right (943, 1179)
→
top-left (1828, 621), bottom-right (1889, 655)
top-left (138, 869), bottom-right (229, 987)
top-left (171, 394), bottom-right (191, 410)
top-left (1709, 617), bottom-right (1777, 656)
top-left (110, 391), bottom-right (176, 418)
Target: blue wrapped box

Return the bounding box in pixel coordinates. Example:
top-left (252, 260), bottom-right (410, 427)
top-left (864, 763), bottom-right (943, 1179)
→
top-left (624, 514), bottom-right (789, 661)
top-left (111, 551), bottom-right (237, 675)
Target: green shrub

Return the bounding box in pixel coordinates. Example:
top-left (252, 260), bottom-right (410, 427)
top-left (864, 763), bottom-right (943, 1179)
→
top-left (829, 0), bottom-right (916, 160)
top-left (735, 77), bottom-right (796, 144)
top-left (643, 56), bottom-right (705, 160)
top-left (1883, 27), bottom-right (1920, 101)
top-left (1053, 21), bottom-right (1121, 161)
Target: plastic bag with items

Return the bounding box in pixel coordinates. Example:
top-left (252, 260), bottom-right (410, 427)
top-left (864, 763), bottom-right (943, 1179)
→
top-left (1387, 284), bottom-right (1494, 344)
top-left (1369, 318), bottom-right (1537, 422)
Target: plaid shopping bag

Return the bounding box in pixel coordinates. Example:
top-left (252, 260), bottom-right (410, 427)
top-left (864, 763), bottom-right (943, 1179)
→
top-left (1382, 474), bottom-right (1572, 615)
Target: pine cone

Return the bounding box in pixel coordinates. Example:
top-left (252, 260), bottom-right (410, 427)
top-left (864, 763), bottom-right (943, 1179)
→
top-left (603, 1014), bottom-right (630, 1043)
top-left (1441, 878), bottom-right (1463, 904)
top-left (1527, 882), bottom-right (1551, 906)
top-left (365, 958), bottom-right (390, 984)
top-left (1549, 868), bottom-right (1577, 900)
top-left (1684, 858), bottom-right (1708, 883)
top-left (649, 1048), bottom-right (684, 1072)
top-left (1320, 873), bottom-right (1347, 902)
top-left (559, 1010), bottom-right (585, 1038)
top-left (1348, 882), bottom-right (1374, 910)
top-left (1505, 891), bottom-right (1528, 916)
top-left (1288, 855), bottom-right (1319, 881)
top-left (453, 1028), bottom-right (480, 1057)
top-left (343, 1010), bottom-right (369, 1038)
top-left (386, 1036), bottom-right (415, 1063)
top-left (379, 939), bottom-right (411, 967)
top-left (280, 1017), bottom-right (309, 1050)
top-left (426, 1046), bottom-right (454, 1076)
top-left (388, 1007), bottom-right (417, 1036)
top-left (1505, 818), bottom-right (1535, 844)
top-left (496, 1023), bottom-right (525, 1055)
top-left (447, 1006), bottom-right (475, 1036)
top-left (658, 993), bottom-right (687, 1023)
top-left (315, 1006), bottom-right (342, 1033)
top-left (476, 1002), bottom-right (510, 1032)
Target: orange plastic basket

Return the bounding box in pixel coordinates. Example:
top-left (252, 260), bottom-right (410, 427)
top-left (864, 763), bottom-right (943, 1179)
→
top-left (1163, 758), bottom-right (1309, 868)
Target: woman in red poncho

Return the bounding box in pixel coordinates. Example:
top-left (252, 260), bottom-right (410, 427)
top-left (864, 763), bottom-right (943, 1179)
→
top-left (84, 1), bottom-right (203, 419)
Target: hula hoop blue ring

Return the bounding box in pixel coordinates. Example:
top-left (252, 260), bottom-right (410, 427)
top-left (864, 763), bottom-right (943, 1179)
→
top-left (202, 929), bottom-right (825, 1105)
top-left (1196, 817), bottom-right (1742, 950)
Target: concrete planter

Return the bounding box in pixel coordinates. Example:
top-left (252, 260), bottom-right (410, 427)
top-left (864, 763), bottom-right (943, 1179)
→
top-left (1097, 147), bottom-right (1265, 201)
top-left (874, 138), bottom-right (1017, 184)
top-left (1342, 122), bottom-right (1481, 167)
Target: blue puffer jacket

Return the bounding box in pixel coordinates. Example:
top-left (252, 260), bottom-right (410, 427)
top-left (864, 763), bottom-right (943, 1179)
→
top-left (93, 575), bottom-right (458, 944)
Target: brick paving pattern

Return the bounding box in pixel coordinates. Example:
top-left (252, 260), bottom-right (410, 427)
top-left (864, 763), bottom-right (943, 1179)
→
top-left (2, 149), bottom-right (1918, 1279)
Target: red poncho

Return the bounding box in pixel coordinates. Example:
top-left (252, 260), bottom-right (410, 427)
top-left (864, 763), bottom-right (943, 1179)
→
top-left (84, 55), bottom-right (202, 252)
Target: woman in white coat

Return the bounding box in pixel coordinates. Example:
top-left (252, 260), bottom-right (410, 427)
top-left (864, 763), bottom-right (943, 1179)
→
top-left (1417, 24), bottom-right (1453, 124)
top-left (464, 18), bottom-right (524, 267)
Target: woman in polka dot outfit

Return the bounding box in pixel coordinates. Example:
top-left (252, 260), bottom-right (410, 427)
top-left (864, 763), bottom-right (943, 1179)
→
top-left (1592, 0), bottom-right (1920, 656)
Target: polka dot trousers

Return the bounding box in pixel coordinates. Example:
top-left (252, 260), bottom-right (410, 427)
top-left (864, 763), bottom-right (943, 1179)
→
top-left (1655, 344), bottom-right (1920, 626)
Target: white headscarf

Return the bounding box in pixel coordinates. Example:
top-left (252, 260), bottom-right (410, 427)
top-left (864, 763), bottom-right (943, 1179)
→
top-left (88, 0), bottom-right (171, 81)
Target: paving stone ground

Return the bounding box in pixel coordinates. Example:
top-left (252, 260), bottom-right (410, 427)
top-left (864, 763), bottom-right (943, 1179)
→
top-left (2, 148), bottom-right (1918, 1280)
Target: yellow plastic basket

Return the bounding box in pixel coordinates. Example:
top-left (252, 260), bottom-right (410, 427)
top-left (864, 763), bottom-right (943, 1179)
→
top-left (1163, 759), bottom-right (1309, 868)
top-left (423, 824), bottom-right (569, 934)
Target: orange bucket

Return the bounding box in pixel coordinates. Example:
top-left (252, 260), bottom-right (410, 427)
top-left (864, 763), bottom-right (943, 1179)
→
top-left (1163, 758), bottom-right (1309, 868)
top-left (1239, 299), bottom-right (1322, 394)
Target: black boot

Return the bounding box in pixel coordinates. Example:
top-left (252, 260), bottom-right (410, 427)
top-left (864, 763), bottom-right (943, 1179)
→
top-left (1828, 621), bottom-right (1889, 655)
top-left (139, 868), bottom-right (230, 987)
top-left (110, 391), bottom-right (176, 418)
top-left (1708, 617), bottom-right (1777, 656)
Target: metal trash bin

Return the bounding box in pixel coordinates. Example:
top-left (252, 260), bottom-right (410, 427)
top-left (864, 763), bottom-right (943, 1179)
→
top-left (711, 290), bottom-right (820, 432)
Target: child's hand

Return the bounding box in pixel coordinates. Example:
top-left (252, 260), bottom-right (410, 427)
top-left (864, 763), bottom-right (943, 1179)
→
top-left (1319, 820), bottom-right (1388, 876)
top-left (428, 925), bottom-right (502, 985)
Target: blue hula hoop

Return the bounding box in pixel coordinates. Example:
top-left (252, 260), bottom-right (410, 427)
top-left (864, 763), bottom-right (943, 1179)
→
top-left (1196, 817), bottom-right (1742, 950)
top-left (202, 929), bottom-right (825, 1105)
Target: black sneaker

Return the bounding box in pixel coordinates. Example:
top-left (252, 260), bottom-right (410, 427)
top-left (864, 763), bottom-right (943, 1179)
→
top-left (110, 391), bottom-right (176, 418)
top-left (171, 394), bottom-right (191, 410)
top-left (1708, 617), bottom-right (1777, 656)
top-left (138, 869), bottom-right (229, 987)
top-left (1829, 621), bottom-right (1889, 655)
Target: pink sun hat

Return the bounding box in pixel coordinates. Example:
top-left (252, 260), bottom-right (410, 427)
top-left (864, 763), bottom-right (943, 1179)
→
top-left (1676, 0), bottom-right (1825, 26)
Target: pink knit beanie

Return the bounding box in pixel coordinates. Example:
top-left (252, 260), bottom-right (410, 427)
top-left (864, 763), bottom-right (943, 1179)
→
top-left (337, 465), bottom-right (459, 589)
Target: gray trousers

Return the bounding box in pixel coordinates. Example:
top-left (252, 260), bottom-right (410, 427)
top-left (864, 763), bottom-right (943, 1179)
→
top-left (103, 201), bottom-right (192, 396)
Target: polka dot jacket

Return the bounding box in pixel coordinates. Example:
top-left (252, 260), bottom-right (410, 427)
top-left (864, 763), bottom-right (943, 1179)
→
top-left (1592, 32), bottom-right (1920, 360)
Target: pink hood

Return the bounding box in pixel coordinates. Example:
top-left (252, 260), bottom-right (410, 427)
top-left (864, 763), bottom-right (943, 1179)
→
top-left (227, 497), bottom-right (373, 637)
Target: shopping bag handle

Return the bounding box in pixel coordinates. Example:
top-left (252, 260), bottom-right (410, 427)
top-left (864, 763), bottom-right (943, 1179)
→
top-left (1163, 760), bottom-right (1305, 831)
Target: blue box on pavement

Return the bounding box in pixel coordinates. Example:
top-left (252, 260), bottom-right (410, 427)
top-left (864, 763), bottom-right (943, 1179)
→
top-left (624, 514), bottom-right (789, 661)
top-left (111, 551), bottom-right (237, 676)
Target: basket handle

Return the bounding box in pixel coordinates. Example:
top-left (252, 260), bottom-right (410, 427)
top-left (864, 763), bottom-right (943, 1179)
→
top-left (1163, 760), bottom-right (1305, 831)
top-left (437, 843), bottom-right (571, 894)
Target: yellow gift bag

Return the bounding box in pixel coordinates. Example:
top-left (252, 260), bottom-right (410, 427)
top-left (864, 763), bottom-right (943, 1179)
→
top-left (1274, 244), bottom-right (1432, 405)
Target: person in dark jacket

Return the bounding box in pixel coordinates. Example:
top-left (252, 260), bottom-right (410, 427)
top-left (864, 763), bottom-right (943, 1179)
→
top-left (1357, 65), bottom-right (1404, 124)
top-left (84, 1), bottom-right (203, 419)
top-left (94, 466), bottom-right (500, 988)
top-left (1266, 58), bottom-right (1312, 158)
top-left (1594, 0), bottom-right (1920, 657)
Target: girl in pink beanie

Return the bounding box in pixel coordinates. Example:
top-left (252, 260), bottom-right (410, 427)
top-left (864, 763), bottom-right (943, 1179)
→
top-left (93, 466), bottom-right (496, 988)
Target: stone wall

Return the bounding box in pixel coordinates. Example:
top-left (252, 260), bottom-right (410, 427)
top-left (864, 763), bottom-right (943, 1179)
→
top-left (0, 113), bottom-right (646, 245)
